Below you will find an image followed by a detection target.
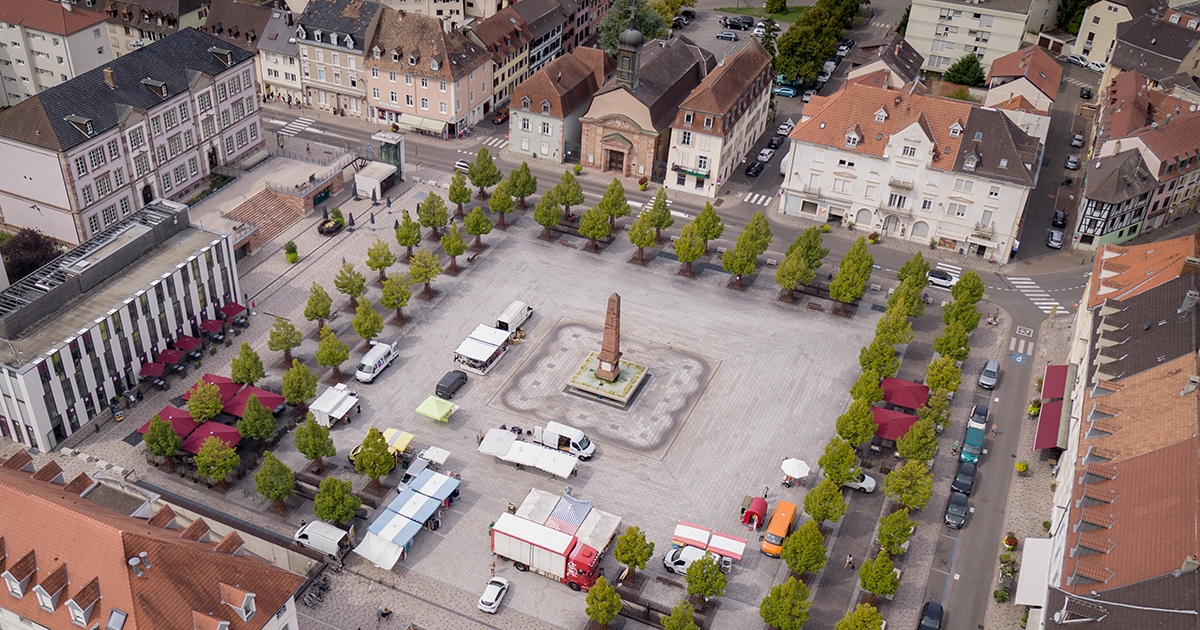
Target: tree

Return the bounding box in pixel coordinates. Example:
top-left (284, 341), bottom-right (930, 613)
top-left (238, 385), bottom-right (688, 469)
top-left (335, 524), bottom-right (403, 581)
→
top-left (761, 18), bottom-right (780, 58)
top-left (775, 247), bottom-right (807, 301)
top-left (613, 526), bottom-right (656, 581)
top-left (488, 178), bottom-right (515, 230)
top-left (1, 228), bottom-right (61, 281)
top-left (830, 237), bottom-right (874, 302)
top-left (917, 389), bottom-right (951, 431)
top-left (294, 412), bottom-right (336, 473)
top-left (804, 478), bottom-right (847, 524)
top-left (884, 460), bottom-right (934, 510)
top-left (874, 306), bottom-right (914, 346)
top-left (408, 248), bottom-right (442, 298)
top-left (508, 162), bottom-right (538, 209)
top-left (932, 320), bottom-right (969, 362)
top-left (395, 211), bottom-right (422, 262)
top-left (662, 601), bottom-right (698, 630)
top-left (448, 170), bottom-right (471, 219)
top-left (877, 508), bottom-right (916, 556)
top-left (1056, 0), bottom-right (1088, 34)
top-left (858, 551), bottom-right (900, 598)
top-left (835, 604), bottom-right (886, 630)
top-left (313, 476), bottom-right (360, 527)
top-left (646, 188), bottom-right (674, 243)
top-left (925, 356), bottom-right (961, 393)
top-left (743, 211), bottom-right (774, 256)
top-left (685, 553), bottom-right (726, 605)
top-left (692, 202), bottom-right (725, 253)
top-left (836, 399), bottom-right (878, 447)
top-left (354, 426), bottom-right (395, 492)
top-left (579, 206), bottom-right (611, 252)
top-left (533, 191), bottom-right (563, 240)
top-left (788, 226), bottom-right (829, 279)
top-left (781, 520), bottom-right (827, 575)
top-left (585, 576), bottom-right (622, 629)
top-left (468, 146), bottom-right (502, 198)
top-left (850, 369), bottom-right (883, 404)
top-left (896, 417), bottom-right (938, 462)
top-left (194, 436), bottom-right (239, 487)
top-left (895, 252), bottom-right (929, 285)
top-left (598, 0), bottom-right (666, 56)
top-left (282, 359), bottom-right (318, 412)
top-left (304, 282), bottom-right (333, 330)
top-left (315, 325), bottom-right (349, 381)
top-left (333, 262), bottom-right (367, 308)
top-left (674, 221), bottom-right (705, 276)
top-left (759, 576), bottom-right (811, 630)
top-left (721, 241), bottom-right (758, 289)
top-left (255, 451), bottom-right (295, 512)
top-left (765, 0), bottom-right (786, 12)
top-left (943, 53), bottom-right (986, 87)
top-left (230, 342), bottom-right (265, 386)
top-left (143, 414), bottom-right (182, 470)
top-left (628, 209), bottom-right (656, 264)
top-left (554, 170), bottom-right (585, 216)
top-left (365, 239), bottom-right (397, 282)
top-left (267, 317), bottom-right (303, 364)
top-left (437, 225), bottom-right (465, 274)
top-left (187, 380), bottom-right (223, 423)
top-left (236, 395), bottom-right (277, 446)
top-left (417, 192), bottom-right (449, 239)
top-left (819, 436), bottom-right (859, 485)
top-left (859, 339), bottom-right (898, 379)
top-left (464, 206), bottom-right (493, 250)
top-left (888, 274), bottom-right (925, 319)
top-left (943, 298), bottom-right (981, 333)
top-left (379, 274), bottom-right (412, 323)
top-left (599, 178), bottom-right (630, 231)
top-left (352, 297), bottom-right (384, 344)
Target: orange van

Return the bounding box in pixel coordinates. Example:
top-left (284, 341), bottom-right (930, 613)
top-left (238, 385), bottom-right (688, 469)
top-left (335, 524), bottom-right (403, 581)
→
top-left (760, 501), bottom-right (796, 557)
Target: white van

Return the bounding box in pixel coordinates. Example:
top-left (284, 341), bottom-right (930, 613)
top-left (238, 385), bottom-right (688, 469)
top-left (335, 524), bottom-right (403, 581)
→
top-left (663, 546), bottom-right (712, 574)
top-left (293, 521), bottom-right (351, 558)
top-left (532, 422), bottom-right (596, 460)
top-left (779, 147), bottom-right (790, 177)
top-left (355, 340), bottom-right (398, 383)
top-left (495, 301), bottom-right (533, 333)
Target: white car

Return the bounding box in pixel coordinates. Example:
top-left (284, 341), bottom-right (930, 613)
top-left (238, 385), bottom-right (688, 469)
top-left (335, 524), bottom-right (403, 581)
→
top-left (478, 577), bottom-right (509, 613)
top-left (777, 122), bottom-right (793, 135)
top-left (757, 148), bottom-right (776, 162)
top-left (454, 159), bottom-right (471, 172)
top-left (1087, 60), bottom-right (1106, 72)
top-left (824, 468), bottom-right (876, 493)
top-left (663, 545), bottom-right (712, 573)
top-left (928, 269), bottom-right (958, 289)
top-left (802, 89), bottom-right (817, 102)
top-left (752, 26), bottom-right (766, 37)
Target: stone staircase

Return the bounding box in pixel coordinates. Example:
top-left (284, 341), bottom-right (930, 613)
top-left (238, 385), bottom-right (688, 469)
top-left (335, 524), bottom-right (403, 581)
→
top-left (224, 189), bottom-right (305, 246)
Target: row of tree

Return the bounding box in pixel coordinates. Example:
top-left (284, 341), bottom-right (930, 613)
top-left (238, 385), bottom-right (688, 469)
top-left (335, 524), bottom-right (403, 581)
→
top-left (775, 0), bottom-right (863, 82)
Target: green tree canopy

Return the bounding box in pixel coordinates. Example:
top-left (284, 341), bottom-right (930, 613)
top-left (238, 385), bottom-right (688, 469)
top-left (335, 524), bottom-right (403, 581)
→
top-left (1, 228), bottom-right (61, 281)
top-left (674, 221), bottom-right (705, 276)
top-left (917, 389), bottom-right (951, 431)
top-left (379, 274), bottom-right (412, 323)
top-left (896, 252), bottom-right (930, 284)
top-left (333, 261), bottom-right (366, 308)
top-left (875, 305), bottom-right (915, 346)
top-left (781, 519), bottom-right (827, 575)
top-left (804, 478), bottom-right (847, 524)
top-left (788, 226), bottom-right (830, 275)
top-left (508, 162), bottom-right (538, 209)
top-left (468, 146), bottom-right (502, 197)
top-left (819, 436), bottom-right (859, 485)
top-left (354, 426), bottom-right (396, 492)
top-left (366, 239), bottom-right (397, 282)
top-left (585, 576), bottom-right (622, 627)
top-left (877, 508), bottom-right (916, 556)
top-left (267, 316), bottom-right (302, 364)
top-left (628, 208), bottom-right (656, 264)
top-left (858, 551), bottom-right (900, 597)
top-left (859, 339), bottom-right (899, 379)
top-left (943, 298), bottom-right (982, 333)
top-left (488, 177), bottom-right (515, 230)
top-left (282, 359), bottom-right (318, 411)
top-left (599, 178), bottom-right (630, 230)
top-left (598, 0), bottom-right (666, 56)
top-left (761, 18), bottom-right (780, 57)
top-left (408, 248), bottom-right (443, 298)
top-left (417, 192), bottom-right (450, 239)
top-left (775, 246), bottom-right (808, 301)
top-left (884, 460), bottom-right (934, 510)
top-left (836, 398), bottom-right (878, 447)
top-left (143, 414), bottom-right (182, 470)
top-left (304, 282), bottom-right (333, 329)
top-left (661, 601), bottom-right (698, 630)
top-left (555, 170), bottom-right (585, 215)
top-left (187, 380), bottom-right (223, 423)
top-left (464, 206), bottom-right (493, 250)
top-left (765, 0), bottom-right (787, 13)
top-left (395, 211), bottom-right (423, 261)
top-left (943, 53), bottom-right (986, 87)
top-left (932, 320), bottom-right (970, 363)
top-left (925, 356), bottom-right (961, 393)
top-left (693, 202), bottom-right (725, 253)
top-left (352, 297), bottom-right (384, 344)
top-left (194, 436), bottom-right (239, 486)
top-left (849, 369), bottom-right (883, 404)
top-left (685, 553), bottom-right (726, 604)
top-left (315, 325), bottom-right (349, 381)
top-left (646, 188), bottom-right (675, 243)
top-left (830, 237), bottom-right (874, 302)
top-left (742, 211), bottom-right (774, 256)
top-left (835, 604), bottom-right (886, 630)
top-left (440, 224), bottom-right (467, 274)
top-left (236, 394), bottom-right (277, 445)
top-left (888, 273), bottom-right (926, 319)
top-left (721, 240), bottom-right (758, 289)
top-left (579, 206), bottom-right (611, 252)
top-left (448, 170), bottom-right (471, 218)
top-left (533, 191), bottom-right (563, 240)
top-left (759, 576), bottom-right (811, 630)
top-left (613, 526), bottom-right (656, 580)
top-left (313, 476), bottom-right (360, 526)
top-left (255, 451), bottom-right (295, 511)
top-left (294, 412), bottom-right (336, 472)
top-left (896, 417), bottom-right (938, 462)
top-left (230, 342), bottom-right (265, 386)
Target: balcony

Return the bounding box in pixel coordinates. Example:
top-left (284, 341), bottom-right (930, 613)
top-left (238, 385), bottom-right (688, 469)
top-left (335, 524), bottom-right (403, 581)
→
top-left (802, 185), bottom-right (821, 195)
top-left (878, 202), bottom-right (911, 217)
top-left (973, 222), bottom-right (994, 237)
top-left (888, 178), bottom-right (914, 190)
top-left (671, 163), bottom-right (709, 178)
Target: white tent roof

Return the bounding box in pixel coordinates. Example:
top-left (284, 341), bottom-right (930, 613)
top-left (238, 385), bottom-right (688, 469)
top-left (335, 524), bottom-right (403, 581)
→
top-left (454, 337), bottom-right (501, 362)
top-left (353, 531), bottom-right (405, 570)
top-left (708, 532), bottom-right (748, 562)
top-left (672, 522), bottom-right (712, 549)
top-left (516, 487), bottom-right (560, 524)
top-left (469, 324), bottom-right (511, 346)
top-left (576, 508), bottom-right (621, 553)
top-left (1014, 537), bottom-right (1052, 607)
top-left (479, 428), bottom-right (516, 457)
top-left (535, 449), bottom-right (578, 478)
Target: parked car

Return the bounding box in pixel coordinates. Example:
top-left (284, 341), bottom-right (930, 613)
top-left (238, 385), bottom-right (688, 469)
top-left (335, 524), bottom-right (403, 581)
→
top-left (672, 16), bottom-right (687, 28)
top-left (944, 491), bottom-right (968, 529)
top-left (816, 71), bottom-right (831, 83)
top-left (1071, 133), bottom-right (1084, 148)
top-left (1052, 210), bottom-right (1068, 228)
top-left (1065, 155), bottom-right (1080, 170)
top-left (1087, 60), bottom-right (1106, 72)
top-left (478, 577), bottom-right (510, 613)
top-left (928, 269), bottom-right (958, 289)
top-left (716, 31), bottom-right (739, 41)
top-left (680, 8), bottom-right (696, 19)
top-left (454, 159), bottom-right (471, 172)
top-left (836, 42), bottom-right (852, 56)
top-left (968, 403), bottom-right (989, 430)
top-left (802, 89), bottom-right (817, 102)
top-left (436, 370), bottom-right (468, 399)
top-left (951, 461), bottom-right (977, 495)
top-left (843, 470), bottom-right (876, 493)
top-left (978, 360), bottom-right (1000, 390)
top-left (919, 601), bottom-right (945, 630)
top-left (1080, 86), bottom-right (1093, 99)
top-left (777, 121), bottom-right (794, 135)
top-left (1066, 54), bottom-right (1088, 67)
top-left (757, 148), bottom-right (776, 162)
top-left (773, 86), bottom-right (797, 97)
top-left (744, 161), bottom-right (764, 177)
top-left (767, 135), bottom-right (785, 149)
top-left (1048, 228), bottom-right (1064, 249)
top-left (491, 107), bottom-right (509, 124)
top-left (753, 26), bottom-right (766, 37)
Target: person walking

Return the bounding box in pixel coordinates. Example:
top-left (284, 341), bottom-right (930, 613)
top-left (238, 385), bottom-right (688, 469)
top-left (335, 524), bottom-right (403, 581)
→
top-left (844, 554), bottom-right (854, 569)
top-left (490, 560), bottom-right (496, 577)
top-left (762, 485), bottom-right (769, 499)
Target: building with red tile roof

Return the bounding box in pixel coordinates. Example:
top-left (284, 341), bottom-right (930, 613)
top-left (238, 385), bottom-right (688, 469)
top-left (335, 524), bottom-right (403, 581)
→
top-left (508, 46), bottom-right (612, 163)
top-left (985, 45), bottom-right (1062, 111)
top-left (1083, 228), bottom-right (1200, 309)
top-left (467, 4), bottom-right (533, 108)
top-left (0, 0), bottom-right (112, 107)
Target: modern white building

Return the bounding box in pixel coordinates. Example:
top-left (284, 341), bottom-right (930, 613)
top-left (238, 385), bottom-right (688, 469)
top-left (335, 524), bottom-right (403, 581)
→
top-left (779, 82), bottom-right (1041, 263)
top-left (0, 0), bottom-right (112, 108)
top-left (906, 0), bottom-right (1057, 74)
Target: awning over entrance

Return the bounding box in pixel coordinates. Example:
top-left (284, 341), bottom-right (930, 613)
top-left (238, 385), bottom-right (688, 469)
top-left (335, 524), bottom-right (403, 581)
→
top-left (1043, 365), bottom-right (1069, 399)
top-left (397, 113), bottom-right (445, 134)
top-left (1034, 400), bottom-right (1065, 450)
top-left (1014, 538), bottom-right (1052, 607)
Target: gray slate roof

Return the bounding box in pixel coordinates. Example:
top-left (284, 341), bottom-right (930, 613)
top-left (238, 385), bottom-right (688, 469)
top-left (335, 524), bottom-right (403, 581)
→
top-left (512, 0), bottom-right (563, 40)
top-left (849, 33), bottom-right (924, 83)
top-left (259, 9), bottom-right (299, 56)
top-left (1084, 149), bottom-right (1158, 204)
top-left (1091, 272), bottom-right (1200, 382)
top-left (594, 35), bottom-right (715, 132)
top-left (0, 28), bottom-right (254, 153)
top-left (1111, 15), bottom-right (1200, 80)
top-left (955, 106), bottom-right (1038, 187)
top-left (296, 0), bottom-right (381, 52)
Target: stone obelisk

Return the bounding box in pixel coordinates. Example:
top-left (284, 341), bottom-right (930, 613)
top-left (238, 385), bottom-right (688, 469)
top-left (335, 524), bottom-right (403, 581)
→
top-left (595, 293), bottom-right (622, 381)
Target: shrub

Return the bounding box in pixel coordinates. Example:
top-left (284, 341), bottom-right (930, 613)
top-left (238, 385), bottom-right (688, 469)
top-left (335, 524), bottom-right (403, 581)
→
top-left (330, 207), bottom-right (345, 226)
top-left (286, 251), bottom-right (298, 264)
top-left (284, 240), bottom-right (298, 254)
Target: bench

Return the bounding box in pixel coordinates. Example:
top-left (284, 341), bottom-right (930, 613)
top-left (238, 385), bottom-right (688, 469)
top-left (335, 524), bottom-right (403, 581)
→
top-left (656, 575), bottom-right (684, 588)
top-left (808, 302), bottom-right (824, 311)
top-left (869, 283), bottom-right (882, 292)
top-left (766, 258), bottom-right (779, 267)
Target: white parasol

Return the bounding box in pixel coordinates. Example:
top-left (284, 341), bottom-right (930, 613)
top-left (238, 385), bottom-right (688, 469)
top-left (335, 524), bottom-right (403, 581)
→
top-left (780, 458), bottom-right (810, 479)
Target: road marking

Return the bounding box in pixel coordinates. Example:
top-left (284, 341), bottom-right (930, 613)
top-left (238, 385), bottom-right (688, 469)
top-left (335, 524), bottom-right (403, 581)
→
top-left (633, 198), bottom-right (673, 212)
top-left (742, 192), bottom-right (773, 206)
top-left (1016, 326), bottom-right (1033, 337)
top-left (1008, 337), bottom-right (1034, 355)
top-left (936, 262), bottom-right (962, 274)
top-left (481, 137), bottom-right (509, 149)
top-left (1009, 276), bottom-right (1071, 314)
top-left (277, 117), bottom-right (314, 137)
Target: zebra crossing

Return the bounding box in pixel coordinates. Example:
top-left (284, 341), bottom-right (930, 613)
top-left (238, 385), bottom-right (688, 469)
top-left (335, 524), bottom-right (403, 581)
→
top-left (1009, 277), bottom-right (1069, 314)
top-left (277, 117), bottom-right (314, 137)
top-left (481, 136), bottom-right (509, 149)
top-left (742, 191), bottom-right (774, 206)
top-left (633, 198), bottom-right (674, 212)
top-left (1009, 336), bottom-right (1035, 356)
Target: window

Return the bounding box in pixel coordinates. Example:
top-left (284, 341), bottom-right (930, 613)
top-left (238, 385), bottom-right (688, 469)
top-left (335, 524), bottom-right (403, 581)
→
top-left (221, 110), bottom-right (231, 127)
top-left (389, 71), bottom-right (396, 82)
top-left (235, 129), bottom-right (247, 147)
top-left (697, 156), bottom-right (708, 171)
top-left (684, 113), bottom-right (693, 125)
top-left (677, 173), bottom-right (687, 186)
top-left (163, 109), bottom-right (177, 129)
top-left (224, 135), bottom-right (234, 156)
top-left (704, 117), bottom-right (713, 130)
top-left (420, 77), bottom-right (428, 88)
top-left (217, 83), bottom-right (227, 101)
top-left (921, 199), bottom-right (932, 210)
top-left (405, 74), bottom-right (412, 85)
top-left (102, 204), bottom-right (117, 224)
top-left (82, 184), bottom-right (94, 205)
top-left (174, 164), bottom-right (187, 184)
top-left (833, 178), bottom-right (851, 193)
top-left (179, 103), bottom-right (188, 121)
top-left (107, 139), bottom-right (119, 159)
top-left (184, 130), bottom-right (193, 148)
top-left (160, 173), bottom-right (171, 191)
top-left (390, 91), bottom-right (397, 103)
top-left (902, 146), bottom-right (917, 157)
top-left (521, 137), bottom-right (529, 151)
top-left (541, 100), bottom-right (551, 114)
top-left (88, 214), bottom-right (100, 234)
top-left (106, 609), bottom-right (127, 630)
top-left (96, 174), bottom-right (112, 197)
top-left (845, 134), bottom-right (858, 148)
top-left (1092, 15), bottom-right (1101, 24)
top-left (521, 118), bottom-right (530, 131)
top-left (168, 135), bottom-right (182, 157)
top-left (871, 160), bottom-right (882, 173)
top-left (151, 116), bottom-right (162, 136)
top-left (837, 158), bottom-right (856, 168)
top-left (202, 118), bottom-right (215, 138)
top-left (540, 141), bottom-right (549, 155)
top-left (681, 130), bottom-right (692, 146)
top-left (120, 198), bottom-right (130, 215)
top-left (999, 158), bottom-right (1008, 168)
top-left (75, 156), bottom-right (87, 176)
top-left (947, 202), bottom-right (967, 217)
top-left (887, 192), bottom-right (906, 208)
top-left (439, 80), bottom-right (446, 92)
top-left (113, 168), bottom-right (124, 187)
top-left (88, 146), bottom-right (106, 169)
top-left (988, 185), bottom-right (1000, 198)
top-left (420, 98), bottom-right (428, 110)
top-left (980, 209), bottom-right (993, 225)
top-left (249, 123), bottom-right (257, 140)
top-left (953, 178), bottom-right (974, 193)
top-left (128, 127), bottom-right (145, 149)
top-left (134, 154), bottom-right (150, 177)
top-left (405, 94), bottom-right (413, 106)
top-left (372, 87), bottom-right (380, 99)
top-left (864, 184), bottom-right (875, 199)
top-left (438, 101), bottom-right (447, 114)
top-left (1107, 4), bottom-right (1119, 12)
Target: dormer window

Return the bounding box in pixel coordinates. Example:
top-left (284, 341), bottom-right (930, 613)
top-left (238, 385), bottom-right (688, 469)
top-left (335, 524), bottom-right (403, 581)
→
top-left (3, 573), bottom-right (25, 596)
top-left (521, 96), bottom-right (530, 110)
top-left (207, 46), bottom-right (232, 67)
top-left (684, 112), bottom-right (693, 125)
top-left (372, 46), bottom-right (380, 59)
top-left (140, 78), bottom-right (168, 98)
top-left (330, 33), bottom-right (337, 46)
top-left (949, 122), bottom-right (962, 138)
top-left (431, 60), bottom-right (439, 71)
top-left (845, 132), bottom-right (859, 148)
top-left (541, 100), bottom-right (550, 114)
top-left (313, 29), bottom-right (322, 40)
top-left (874, 108), bottom-right (887, 123)
top-left (66, 601), bottom-right (88, 626)
top-left (345, 35), bottom-right (354, 48)
top-left (64, 114), bottom-right (94, 136)
top-left (409, 54), bottom-right (417, 66)
top-left (964, 155), bottom-right (977, 171)
top-left (392, 51), bottom-right (399, 62)
top-left (296, 26), bottom-right (306, 39)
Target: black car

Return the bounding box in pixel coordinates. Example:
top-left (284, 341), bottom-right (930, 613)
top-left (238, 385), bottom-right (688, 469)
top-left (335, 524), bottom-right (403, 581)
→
top-left (952, 461), bottom-right (976, 495)
top-left (745, 161), bottom-right (764, 177)
top-left (918, 601), bottom-right (944, 630)
top-left (1052, 210), bottom-right (1068, 227)
top-left (1080, 86), bottom-right (1093, 99)
top-left (680, 8), bottom-right (696, 19)
top-left (767, 135), bottom-right (785, 149)
top-left (945, 491), bottom-right (968, 529)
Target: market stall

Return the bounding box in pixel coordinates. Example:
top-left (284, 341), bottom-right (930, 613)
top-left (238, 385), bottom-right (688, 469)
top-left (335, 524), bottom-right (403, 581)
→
top-left (415, 395), bottom-right (458, 422)
top-left (452, 325), bottom-right (511, 375)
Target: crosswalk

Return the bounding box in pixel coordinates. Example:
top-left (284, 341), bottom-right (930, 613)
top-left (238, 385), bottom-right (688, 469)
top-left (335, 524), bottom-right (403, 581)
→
top-left (742, 192), bottom-right (774, 206)
top-left (1064, 76), bottom-right (1093, 89)
top-left (481, 137), bottom-right (509, 149)
top-left (633, 198), bottom-right (674, 212)
top-left (277, 117), bottom-right (314, 137)
top-left (1009, 277), bottom-right (1069, 314)
top-left (1009, 336), bottom-right (1035, 356)
top-left (869, 21), bottom-right (894, 30)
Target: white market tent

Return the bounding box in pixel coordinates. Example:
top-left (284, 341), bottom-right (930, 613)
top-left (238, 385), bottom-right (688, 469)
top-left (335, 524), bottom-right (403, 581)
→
top-left (477, 428), bottom-right (578, 478)
top-left (454, 338), bottom-right (499, 363)
top-left (469, 324), bottom-right (511, 346)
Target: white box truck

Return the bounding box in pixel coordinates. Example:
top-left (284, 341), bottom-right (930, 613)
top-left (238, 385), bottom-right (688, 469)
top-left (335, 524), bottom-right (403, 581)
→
top-left (356, 340), bottom-right (398, 383)
top-left (293, 521), bottom-right (352, 558)
top-left (495, 300), bottom-right (533, 333)
top-left (532, 422), bottom-right (596, 460)
top-left (310, 383), bottom-right (358, 427)
top-left (491, 490), bottom-right (620, 591)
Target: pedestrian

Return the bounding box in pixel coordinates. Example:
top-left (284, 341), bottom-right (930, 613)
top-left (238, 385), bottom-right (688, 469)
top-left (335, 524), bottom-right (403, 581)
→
top-left (490, 560), bottom-right (496, 576)
top-left (306, 142), bottom-right (310, 152)
top-left (844, 554), bottom-right (854, 569)
top-left (990, 425), bottom-right (998, 438)
top-left (477, 433), bottom-right (484, 445)
top-left (357, 403), bottom-right (363, 414)
top-left (762, 485), bottom-right (769, 499)
top-left (952, 440), bottom-right (959, 453)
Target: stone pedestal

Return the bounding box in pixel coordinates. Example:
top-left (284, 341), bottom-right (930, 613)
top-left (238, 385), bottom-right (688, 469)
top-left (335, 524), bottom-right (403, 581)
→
top-left (595, 293), bottom-right (623, 381)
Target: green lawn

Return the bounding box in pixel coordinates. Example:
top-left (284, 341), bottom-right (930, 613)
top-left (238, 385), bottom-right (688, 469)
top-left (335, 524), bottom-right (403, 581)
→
top-left (715, 5), bottom-right (810, 23)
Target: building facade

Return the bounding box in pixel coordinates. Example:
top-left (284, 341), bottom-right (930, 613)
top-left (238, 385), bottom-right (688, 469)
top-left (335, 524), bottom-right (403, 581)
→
top-left (779, 83), bottom-right (1040, 263)
top-left (664, 39), bottom-right (772, 198)
top-left (512, 0), bottom-right (564, 77)
top-left (0, 0), bottom-right (112, 108)
top-left (508, 46), bottom-right (612, 162)
top-left (100, 0), bottom-right (209, 59)
top-left (0, 28), bottom-right (263, 245)
top-left (468, 4), bottom-right (532, 108)
top-left (907, 0), bottom-right (1056, 74)
top-left (984, 45), bottom-right (1060, 111)
top-left (559, 0), bottom-right (607, 54)
top-left (0, 201), bottom-right (241, 452)
top-left (1074, 149), bottom-right (1157, 248)
top-left (295, 0), bottom-right (383, 118)
top-left (1072, 0), bottom-right (1164, 63)
top-left (259, 9), bottom-right (303, 105)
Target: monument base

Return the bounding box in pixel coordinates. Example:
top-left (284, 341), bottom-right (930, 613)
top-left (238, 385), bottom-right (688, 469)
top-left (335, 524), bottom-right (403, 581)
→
top-left (567, 352), bottom-right (649, 406)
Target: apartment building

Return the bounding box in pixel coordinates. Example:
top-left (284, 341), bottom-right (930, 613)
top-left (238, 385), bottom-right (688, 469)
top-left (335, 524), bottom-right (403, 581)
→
top-left (512, 0), bottom-right (564, 77)
top-left (259, 9), bottom-right (303, 104)
top-left (907, 0), bottom-right (1056, 74)
top-left (984, 45), bottom-right (1061, 111)
top-left (508, 45), bottom-right (612, 162)
top-left (295, 0), bottom-right (383, 118)
top-left (1109, 15), bottom-right (1200, 85)
top-left (779, 82), bottom-right (1041, 263)
top-left (560, 0), bottom-right (607, 54)
top-left (468, 4), bottom-right (531, 108)
top-left (1072, 0), bottom-right (1164, 64)
top-left (0, 28), bottom-right (263, 244)
top-left (846, 33), bottom-right (925, 88)
top-left (381, 0), bottom-right (465, 21)
top-left (664, 39), bottom-right (772, 198)
top-left (0, 0), bottom-right (111, 108)
top-left (365, 8), bottom-right (492, 136)
top-left (101, 0), bottom-right (209, 59)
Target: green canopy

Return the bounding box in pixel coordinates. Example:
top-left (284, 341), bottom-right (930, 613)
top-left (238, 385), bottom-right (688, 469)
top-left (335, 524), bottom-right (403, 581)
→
top-left (416, 396), bottom-right (458, 422)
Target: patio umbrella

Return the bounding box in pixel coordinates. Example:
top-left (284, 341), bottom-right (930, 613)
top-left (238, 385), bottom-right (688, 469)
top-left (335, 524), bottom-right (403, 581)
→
top-left (137, 406), bottom-right (197, 438)
top-left (181, 375), bottom-right (242, 405)
top-left (175, 336), bottom-right (202, 351)
top-left (181, 421), bottom-right (241, 454)
top-left (156, 349), bottom-right (185, 364)
top-left (199, 319), bottom-right (224, 333)
top-left (219, 302), bottom-right (247, 318)
top-left (780, 458), bottom-right (810, 479)
top-left (871, 407), bottom-right (920, 441)
top-left (881, 378), bottom-right (930, 411)
top-left (223, 386), bottom-right (286, 417)
top-left (139, 363), bottom-right (165, 377)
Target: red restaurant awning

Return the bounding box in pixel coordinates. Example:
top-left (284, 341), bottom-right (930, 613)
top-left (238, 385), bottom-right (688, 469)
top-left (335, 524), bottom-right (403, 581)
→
top-left (139, 362), bottom-right (165, 377)
top-left (1043, 365), bottom-right (1068, 400)
top-left (880, 378), bottom-right (930, 410)
top-left (137, 406), bottom-right (197, 438)
top-left (871, 406), bottom-right (920, 441)
top-left (219, 302), bottom-right (247, 318)
top-left (181, 421), bottom-right (242, 454)
top-left (181, 375), bottom-right (242, 405)
top-left (199, 319), bottom-right (224, 333)
top-left (156, 349), bottom-right (185, 364)
top-left (1034, 400), bottom-right (1065, 450)
top-left (223, 386), bottom-right (286, 417)
top-left (175, 336), bottom-right (202, 351)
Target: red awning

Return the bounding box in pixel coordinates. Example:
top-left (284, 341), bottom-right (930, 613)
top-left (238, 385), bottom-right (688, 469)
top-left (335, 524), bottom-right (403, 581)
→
top-left (219, 302), bottom-right (247, 317)
top-left (871, 406), bottom-right (920, 441)
top-left (181, 421), bottom-right (241, 454)
top-left (223, 386), bottom-right (286, 417)
top-left (137, 406), bottom-right (197, 438)
top-left (880, 378), bottom-right (930, 410)
top-left (156, 349), bottom-right (185, 364)
top-left (1034, 400), bottom-right (1065, 450)
top-left (139, 362), bottom-right (165, 377)
top-left (175, 335), bottom-right (202, 351)
top-left (199, 319), bottom-right (224, 333)
top-left (742, 497), bottom-right (767, 529)
top-left (1043, 365), bottom-right (1068, 400)
top-left (181, 375), bottom-right (242, 405)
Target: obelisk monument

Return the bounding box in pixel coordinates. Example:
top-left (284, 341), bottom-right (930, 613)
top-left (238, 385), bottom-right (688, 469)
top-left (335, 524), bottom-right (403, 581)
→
top-left (595, 293), bottom-right (622, 381)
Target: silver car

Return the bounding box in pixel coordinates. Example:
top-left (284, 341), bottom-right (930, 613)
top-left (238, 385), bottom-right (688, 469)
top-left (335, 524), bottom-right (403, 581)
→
top-left (978, 359), bottom-right (999, 390)
top-left (478, 577), bottom-right (509, 613)
top-left (1048, 229), bottom-right (1064, 249)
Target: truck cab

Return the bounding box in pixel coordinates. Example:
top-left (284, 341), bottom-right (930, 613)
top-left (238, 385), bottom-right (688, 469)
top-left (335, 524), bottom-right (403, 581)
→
top-left (534, 422), bottom-right (596, 460)
top-left (356, 340), bottom-right (398, 383)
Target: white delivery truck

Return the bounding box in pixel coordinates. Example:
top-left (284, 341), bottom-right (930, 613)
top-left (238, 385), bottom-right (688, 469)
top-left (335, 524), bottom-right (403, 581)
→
top-left (356, 340), bottom-right (399, 383)
top-left (293, 521), bottom-right (352, 558)
top-left (491, 489), bottom-right (620, 591)
top-left (495, 300), bottom-right (533, 333)
top-left (310, 383), bottom-right (358, 427)
top-left (532, 422), bottom-right (596, 460)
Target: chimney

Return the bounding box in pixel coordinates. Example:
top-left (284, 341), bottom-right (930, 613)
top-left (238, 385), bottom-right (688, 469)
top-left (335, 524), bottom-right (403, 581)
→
top-left (103, 67), bottom-right (115, 88)
top-left (60, 0), bottom-right (73, 11)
